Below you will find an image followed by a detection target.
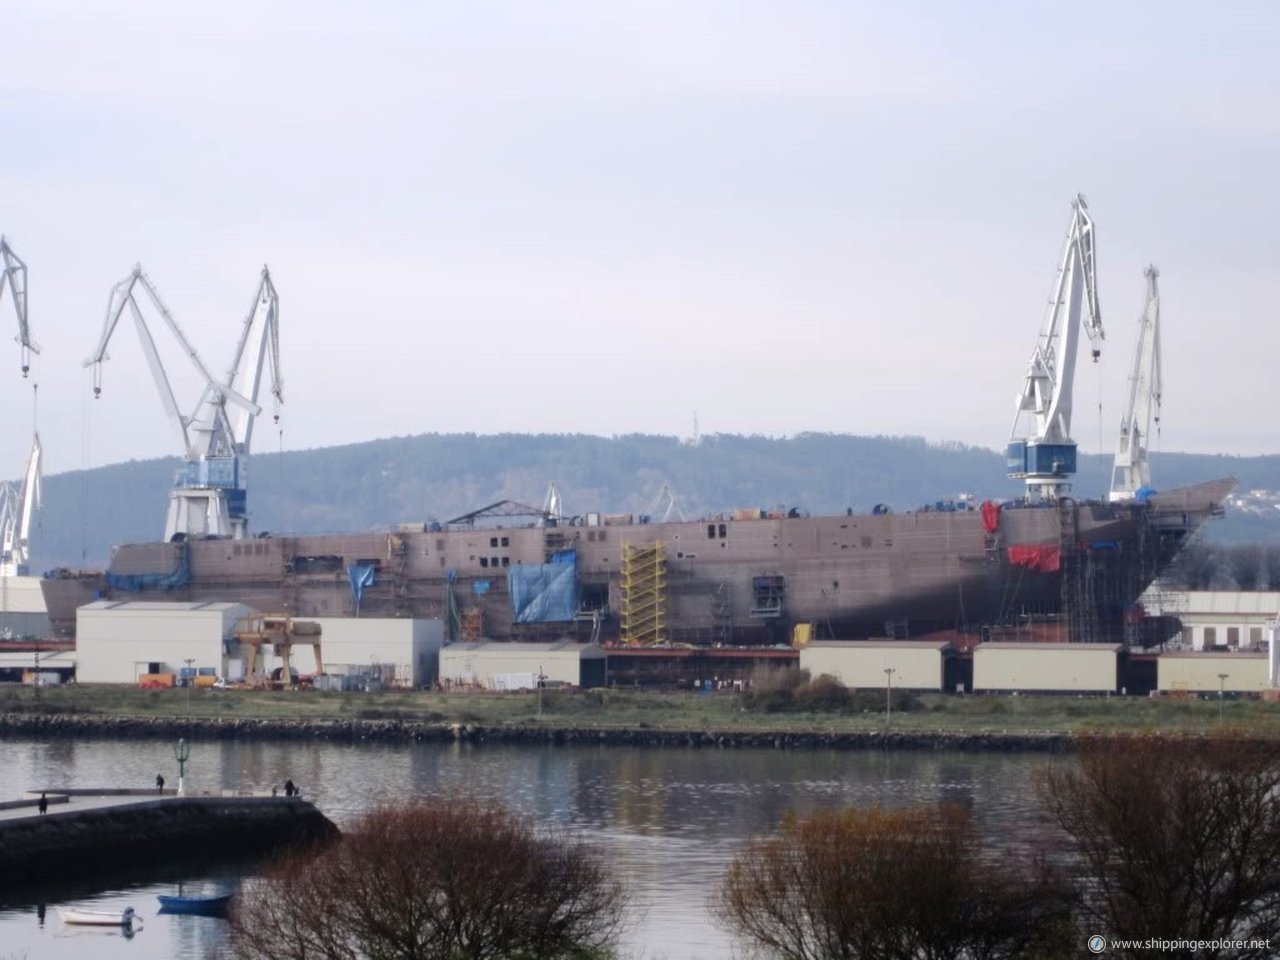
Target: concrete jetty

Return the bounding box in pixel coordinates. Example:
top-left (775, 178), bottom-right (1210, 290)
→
top-left (0, 788), bottom-right (338, 889)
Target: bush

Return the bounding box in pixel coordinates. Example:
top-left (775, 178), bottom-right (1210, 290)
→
top-left (232, 797), bottom-right (626, 960)
top-left (741, 672), bottom-right (919, 715)
top-left (1038, 735), bottom-right (1280, 957)
top-left (715, 804), bottom-right (1071, 960)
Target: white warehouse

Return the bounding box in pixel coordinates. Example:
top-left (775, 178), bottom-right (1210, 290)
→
top-left (440, 641), bottom-right (607, 690)
top-left (265, 616), bottom-right (445, 689)
top-left (76, 600), bottom-right (252, 684)
top-left (973, 643), bottom-right (1121, 693)
top-left (800, 641), bottom-right (952, 692)
top-left (1157, 652), bottom-right (1269, 693)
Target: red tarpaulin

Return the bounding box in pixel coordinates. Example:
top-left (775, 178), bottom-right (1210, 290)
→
top-left (1006, 544), bottom-right (1061, 572)
top-left (980, 500), bottom-right (1001, 534)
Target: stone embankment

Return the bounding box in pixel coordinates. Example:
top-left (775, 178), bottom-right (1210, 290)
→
top-left (0, 794), bottom-right (338, 888)
top-left (0, 713), bottom-right (1075, 752)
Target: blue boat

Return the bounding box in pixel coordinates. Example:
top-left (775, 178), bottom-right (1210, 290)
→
top-left (156, 893), bottom-right (233, 917)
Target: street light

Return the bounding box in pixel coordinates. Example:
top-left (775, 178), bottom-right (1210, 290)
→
top-left (1218, 672), bottom-right (1229, 725)
top-left (884, 667), bottom-right (896, 729)
top-left (174, 737), bottom-right (190, 797)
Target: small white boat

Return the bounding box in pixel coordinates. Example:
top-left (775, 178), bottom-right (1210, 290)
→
top-left (58, 906), bottom-right (140, 927)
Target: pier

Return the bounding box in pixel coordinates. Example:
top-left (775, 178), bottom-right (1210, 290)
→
top-left (0, 788), bottom-right (337, 889)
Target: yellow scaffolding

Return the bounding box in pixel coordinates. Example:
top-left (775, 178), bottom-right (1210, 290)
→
top-left (621, 542), bottom-right (667, 646)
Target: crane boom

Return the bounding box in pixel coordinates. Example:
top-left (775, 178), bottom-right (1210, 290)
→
top-left (1007, 195), bottom-right (1106, 500)
top-left (1109, 266), bottom-right (1162, 502)
top-left (0, 238), bottom-right (40, 377)
top-left (0, 434), bottom-right (40, 576)
top-left (85, 265), bottom-right (281, 541)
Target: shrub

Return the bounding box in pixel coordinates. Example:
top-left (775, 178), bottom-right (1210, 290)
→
top-left (715, 804), bottom-right (1071, 960)
top-left (1038, 735), bottom-right (1280, 957)
top-left (232, 797), bottom-right (626, 960)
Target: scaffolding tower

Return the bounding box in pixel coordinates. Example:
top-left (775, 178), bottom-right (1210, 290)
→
top-left (621, 542), bottom-right (667, 646)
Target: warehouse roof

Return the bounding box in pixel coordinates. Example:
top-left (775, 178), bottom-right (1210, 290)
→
top-left (973, 642), bottom-right (1123, 652)
top-left (80, 600), bottom-right (250, 613)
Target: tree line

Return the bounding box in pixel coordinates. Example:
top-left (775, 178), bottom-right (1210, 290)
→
top-left (232, 735), bottom-right (1280, 960)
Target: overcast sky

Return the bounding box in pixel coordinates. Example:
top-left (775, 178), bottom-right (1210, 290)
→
top-left (1, 0), bottom-right (1276, 478)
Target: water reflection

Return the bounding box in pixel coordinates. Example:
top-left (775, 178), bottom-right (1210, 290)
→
top-left (0, 737), bottom-right (1062, 960)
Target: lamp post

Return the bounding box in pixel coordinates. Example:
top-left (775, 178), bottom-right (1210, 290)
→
top-left (183, 658), bottom-right (195, 716)
top-left (1218, 673), bottom-right (1229, 725)
top-left (537, 665), bottom-right (545, 719)
top-left (884, 667), bottom-right (896, 729)
top-left (174, 737), bottom-right (190, 797)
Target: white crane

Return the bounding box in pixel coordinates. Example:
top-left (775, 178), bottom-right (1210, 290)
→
top-left (0, 434), bottom-right (40, 576)
top-left (0, 238), bottom-right (39, 377)
top-left (1109, 266), bottom-right (1162, 502)
top-left (1007, 195), bottom-right (1105, 501)
top-left (85, 265), bottom-right (282, 541)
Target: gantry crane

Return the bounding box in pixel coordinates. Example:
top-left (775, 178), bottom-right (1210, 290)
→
top-left (0, 238), bottom-right (39, 377)
top-left (1109, 266), bottom-right (1162, 502)
top-left (85, 265), bottom-right (283, 541)
top-left (1007, 195), bottom-right (1106, 501)
top-left (0, 434), bottom-right (40, 576)
top-left (235, 614), bottom-right (323, 688)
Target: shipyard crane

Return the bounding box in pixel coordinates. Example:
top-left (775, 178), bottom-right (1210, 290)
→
top-left (1109, 266), bottom-right (1162, 502)
top-left (0, 434), bottom-right (40, 576)
top-left (1007, 195), bottom-right (1105, 501)
top-left (85, 265), bottom-right (282, 541)
top-left (0, 238), bottom-right (39, 377)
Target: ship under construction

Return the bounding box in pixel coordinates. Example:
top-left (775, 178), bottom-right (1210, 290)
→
top-left (35, 196), bottom-right (1235, 645)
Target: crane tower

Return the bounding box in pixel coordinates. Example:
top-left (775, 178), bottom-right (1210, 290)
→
top-left (0, 238), bottom-right (39, 377)
top-left (85, 265), bottom-right (282, 541)
top-left (1109, 266), bottom-right (1162, 501)
top-left (1007, 195), bottom-right (1105, 501)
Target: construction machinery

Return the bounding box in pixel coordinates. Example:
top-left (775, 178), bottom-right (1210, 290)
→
top-left (0, 238), bottom-right (39, 377)
top-left (1110, 266), bottom-right (1162, 501)
top-left (85, 265), bottom-right (282, 541)
top-left (234, 614), bottom-right (323, 688)
top-left (1008, 195), bottom-right (1106, 500)
top-left (0, 434), bottom-right (40, 576)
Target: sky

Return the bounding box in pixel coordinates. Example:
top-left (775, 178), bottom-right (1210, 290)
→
top-left (0, 0), bottom-right (1276, 478)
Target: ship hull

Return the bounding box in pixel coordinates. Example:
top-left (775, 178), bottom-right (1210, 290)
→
top-left (42, 479), bottom-right (1234, 645)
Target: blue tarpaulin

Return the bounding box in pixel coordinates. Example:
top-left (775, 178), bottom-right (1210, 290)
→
top-left (508, 549), bottom-right (578, 623)
top-left (347, 564), bottom-right (377, 611)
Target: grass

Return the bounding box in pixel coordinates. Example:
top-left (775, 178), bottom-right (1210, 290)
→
top-left (3, 683), bottom-right (1280, 737)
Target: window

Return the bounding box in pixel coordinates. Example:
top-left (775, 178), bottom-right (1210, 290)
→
top-left (490, 537), bottom-right (498, 548)
top-left (718, 523), bottom-right (727, 538)
top-left (480, 557), bottom-right (489, 568)
top-left (501, 536), bottom-right (509, 547)
top-left (501, 557), bottom-right (510, 567)
top-left (707, 524), bottom-right (716, 539)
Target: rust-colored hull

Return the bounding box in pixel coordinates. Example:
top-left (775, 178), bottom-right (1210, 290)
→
top-left (42, 479), bottom-right (1234, 645)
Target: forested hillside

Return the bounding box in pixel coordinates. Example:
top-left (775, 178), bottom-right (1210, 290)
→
top-left (29, 432), bottom-right (1280, 571)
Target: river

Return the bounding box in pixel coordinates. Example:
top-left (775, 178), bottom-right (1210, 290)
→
top-left (0, 738), bottom-right (1060, 959)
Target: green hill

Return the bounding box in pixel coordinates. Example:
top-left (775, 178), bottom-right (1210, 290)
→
top-left (29, 433), bottom-right (1280, 572)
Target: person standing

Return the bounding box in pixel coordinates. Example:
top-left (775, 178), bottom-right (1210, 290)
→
top-left (156, 773), bottom-right (165, 795)
top-left (37, 792), bottom-right (47, 815)
top-left (284, 779), bottom-right (295, 798)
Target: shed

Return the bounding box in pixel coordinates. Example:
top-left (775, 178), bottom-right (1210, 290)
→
top-left (299, 617), bottom-right (444, 688)
top-left (75, 600), bottom-right (253, 684)
top-left (1157, 652), bottom-right (1269, 693)
top-left (973, 643), bottom-right (1121, 693)
top-left (800, 641), bottom-right (951, 692)
top-left (439, 641), bottom-right (606, 690)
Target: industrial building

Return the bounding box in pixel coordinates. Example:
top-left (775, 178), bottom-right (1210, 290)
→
top-left (799, 641), bottom-right (953, 692)
top-left (1143, 590), bottom-right (1280, 651)
top-left (973, 643), bottom-right (1121, 694)
top-left (0, 575), bottom-right (50, 639)
top-left (439, 641), bottom-right (606, 690)
top-left (1157, 651), bottom-right (1269, 693)
top-left (76, 600), bottom-right (253, 684)
top-left (300, 617), bottom-right (444, 689)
